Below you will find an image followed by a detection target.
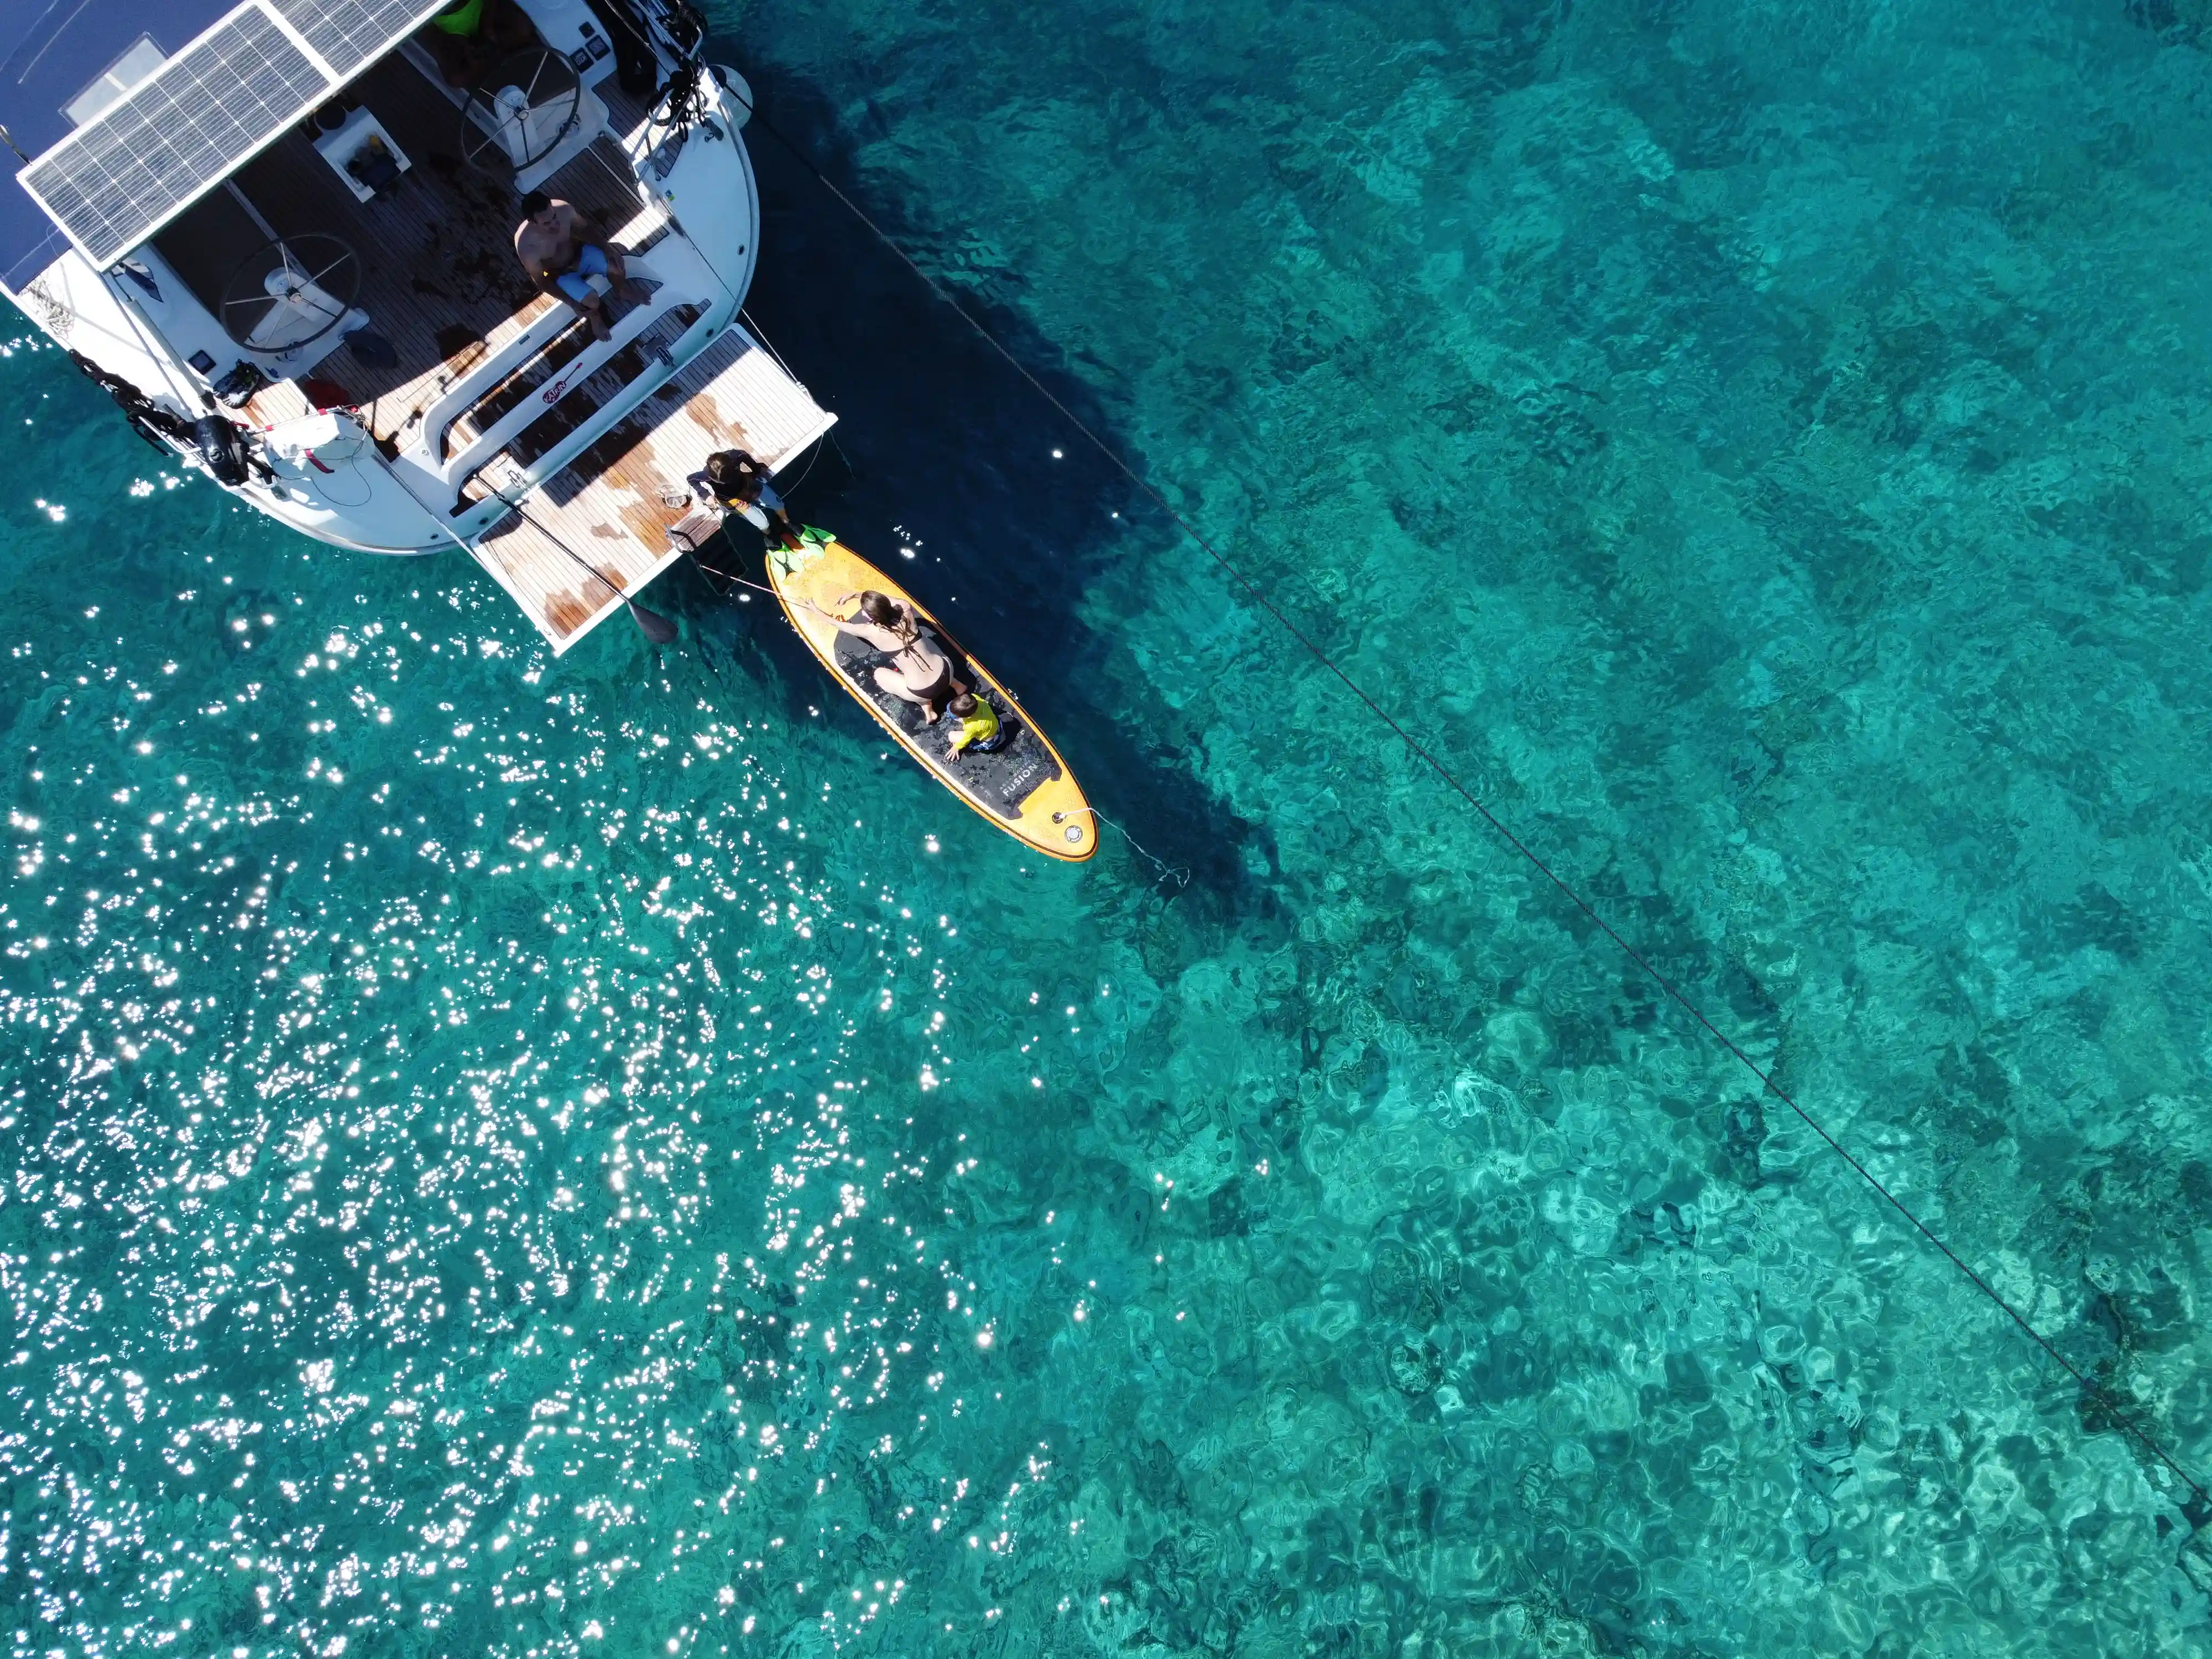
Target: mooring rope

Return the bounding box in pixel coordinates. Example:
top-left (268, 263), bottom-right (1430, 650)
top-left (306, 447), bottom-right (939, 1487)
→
top-left (1050, 805), bottom-right (1191, 889)
top-left (743, 103), bottom-right (2208, 1505)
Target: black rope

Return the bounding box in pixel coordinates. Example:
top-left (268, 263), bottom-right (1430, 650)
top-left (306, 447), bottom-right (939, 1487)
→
top-left (66, 349), bottom-right (191, 452)
top-left (744, 105), bottom-right (2209, 1506)
top-left (654, 59), bottom-right (709, 145)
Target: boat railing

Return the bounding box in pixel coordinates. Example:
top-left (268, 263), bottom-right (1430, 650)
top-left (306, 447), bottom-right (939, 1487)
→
top-left (432, 294), bottom-right (680, 483)
top-left (401, 303), bottom-right (581, 455)
top-left (401, 222), bottom-right (677, 469)
top-left (438, 312), bottom-right (598, 457)
top-left (447, 299), bottom-right (730, 524)
top-left (455, 306), bottom-right (717, 498)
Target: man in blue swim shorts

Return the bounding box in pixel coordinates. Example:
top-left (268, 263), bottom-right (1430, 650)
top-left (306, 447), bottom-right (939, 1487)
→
top-left (514, 191), bottom-right (644, 341)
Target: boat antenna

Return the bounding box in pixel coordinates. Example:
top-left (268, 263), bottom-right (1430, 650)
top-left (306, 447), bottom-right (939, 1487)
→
top-left (0, 125), bottom-right (28, 164)
top-left (483, 482), bottom-right (679, 645)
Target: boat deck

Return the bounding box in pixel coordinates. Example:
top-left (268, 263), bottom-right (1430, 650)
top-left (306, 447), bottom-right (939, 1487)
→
top-left (466, 324), bottom-right (837, 654)
top-left (153, 50), bottom-right (666, 444)
top-left (146, 40), bottom-right (820, 655)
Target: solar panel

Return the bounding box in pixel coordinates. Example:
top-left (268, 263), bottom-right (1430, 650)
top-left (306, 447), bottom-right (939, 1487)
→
top-left (22, 6), bottom-right (325, 268)
top-left (18, 0), bottom-right (449, 269)
top-left (270, 0), bottom-right (444, 77)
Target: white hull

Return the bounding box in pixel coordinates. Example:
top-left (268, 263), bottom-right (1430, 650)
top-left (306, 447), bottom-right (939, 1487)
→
top-left (3, 14), bottom-right (831, 651)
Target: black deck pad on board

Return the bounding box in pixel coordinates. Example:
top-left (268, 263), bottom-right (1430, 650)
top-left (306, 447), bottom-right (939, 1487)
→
top-left (832, 631), bottom-right (1062, 821)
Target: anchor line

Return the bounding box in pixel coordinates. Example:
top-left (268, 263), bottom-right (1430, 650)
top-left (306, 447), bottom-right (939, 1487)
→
top-left (747, 105), bottom-right (2208, 1505)
top-left (1051, 805), bottom-right (1189, 890)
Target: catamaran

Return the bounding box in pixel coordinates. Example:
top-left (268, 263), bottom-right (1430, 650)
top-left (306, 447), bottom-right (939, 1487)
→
top-left (0, 0), bottom-right (834, 655)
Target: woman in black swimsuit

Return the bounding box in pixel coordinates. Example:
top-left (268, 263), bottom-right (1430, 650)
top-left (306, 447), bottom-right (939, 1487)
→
top-left (805, 591), bottom-right (966, 716)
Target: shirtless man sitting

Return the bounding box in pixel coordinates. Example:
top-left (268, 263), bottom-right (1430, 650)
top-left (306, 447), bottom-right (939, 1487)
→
top-left (514, 192), bottom-right (646, 341)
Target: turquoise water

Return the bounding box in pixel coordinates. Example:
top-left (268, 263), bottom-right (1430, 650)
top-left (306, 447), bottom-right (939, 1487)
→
top-left (7, 0), bottom-right (2212, 1651)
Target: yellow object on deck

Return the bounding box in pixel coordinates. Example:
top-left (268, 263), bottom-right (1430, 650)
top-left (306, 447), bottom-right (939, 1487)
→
top-left (767, 536), bottom-right (1096, 862)
top-left (430, 0), bottom-right (486, 34)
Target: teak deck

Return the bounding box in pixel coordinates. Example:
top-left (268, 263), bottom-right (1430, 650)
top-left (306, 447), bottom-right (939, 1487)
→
top-left (468, 325), bottom-right (837, 654)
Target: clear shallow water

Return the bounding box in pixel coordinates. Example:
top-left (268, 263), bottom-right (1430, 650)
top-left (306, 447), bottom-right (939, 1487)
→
top-left (6, 0), bottom-right (2212, 1653)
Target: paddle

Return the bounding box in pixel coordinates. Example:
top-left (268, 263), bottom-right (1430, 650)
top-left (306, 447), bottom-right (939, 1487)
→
top-left (484, 483), bottom-right (680, 645)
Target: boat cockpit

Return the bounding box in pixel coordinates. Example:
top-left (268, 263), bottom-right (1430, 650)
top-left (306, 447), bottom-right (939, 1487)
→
top-left (5, 2), bottom-right (755, 495)
top-left (129, 10), bottom-right (698, 471)
top-left (148, 27), bottom-right (651, 439)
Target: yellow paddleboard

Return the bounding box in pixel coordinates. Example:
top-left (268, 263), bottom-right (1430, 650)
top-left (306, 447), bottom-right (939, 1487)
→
top-left (766, 535), bottom-right (1097, 862)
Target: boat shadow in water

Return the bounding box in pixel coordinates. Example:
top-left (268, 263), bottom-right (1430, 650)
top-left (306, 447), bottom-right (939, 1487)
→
top-left (661, 87), bottom-right (1281, 911)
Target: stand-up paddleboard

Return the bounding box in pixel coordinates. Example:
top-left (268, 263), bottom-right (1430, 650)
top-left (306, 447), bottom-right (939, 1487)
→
top-left (766, 532), bottom-right (1097, 861)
